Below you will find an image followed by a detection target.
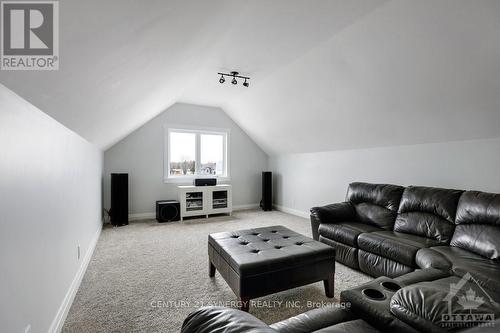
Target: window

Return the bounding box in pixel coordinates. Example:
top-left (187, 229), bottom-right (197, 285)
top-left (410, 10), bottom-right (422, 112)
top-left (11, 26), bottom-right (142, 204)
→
top-left (165, 127), bottom-right (229, 181)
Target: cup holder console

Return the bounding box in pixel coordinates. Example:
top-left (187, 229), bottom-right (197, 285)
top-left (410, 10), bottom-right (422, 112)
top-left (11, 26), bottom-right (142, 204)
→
top-left (380, 281), bottom-right (401, 292)
top-left (362, 288), bottom-right (386, 301)
top-left (359, 281), bottom-right (401, 301)
top-left (340, 278), bottom-right (411, 331)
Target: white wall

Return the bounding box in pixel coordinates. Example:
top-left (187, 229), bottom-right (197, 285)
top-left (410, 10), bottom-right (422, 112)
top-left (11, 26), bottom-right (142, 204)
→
top-left (270, 138), bottom-right (500, 217)
top-left (104, 103), bottom-right (268, 217)
top-left (0, 84), bottom-right (103, 333)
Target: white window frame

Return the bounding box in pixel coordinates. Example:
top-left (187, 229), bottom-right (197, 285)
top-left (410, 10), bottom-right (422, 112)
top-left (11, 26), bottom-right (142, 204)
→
top-left (164, 125), bottom-right (230, 183)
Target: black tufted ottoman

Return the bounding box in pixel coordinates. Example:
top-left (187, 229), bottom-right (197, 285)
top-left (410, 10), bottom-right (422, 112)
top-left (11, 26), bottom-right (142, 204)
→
top-left (208, 225), bottom-right (336, 311)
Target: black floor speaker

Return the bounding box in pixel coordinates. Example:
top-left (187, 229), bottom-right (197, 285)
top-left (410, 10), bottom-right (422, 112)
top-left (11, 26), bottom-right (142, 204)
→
top-left (110, 173), bottom-right (128, 226)
top-left (156, 200), bottom-right (180, 222)
top-left (260, 171), bottom-right (272, 211)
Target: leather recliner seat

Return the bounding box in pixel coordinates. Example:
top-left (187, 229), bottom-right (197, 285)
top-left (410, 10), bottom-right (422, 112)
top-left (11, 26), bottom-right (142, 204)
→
top-left (311, 183), bottom-right (466, 277)
top-left (311, 182), bottom-right (405, 272)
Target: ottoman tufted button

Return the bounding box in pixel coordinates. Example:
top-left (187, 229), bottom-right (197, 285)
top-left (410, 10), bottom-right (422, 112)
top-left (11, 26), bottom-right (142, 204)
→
top-left (251, 249), bottom-right (260, 253)
top-left (240, 241), bottom-right (249, 245)
top-left (271, 230), bottom-right (278, 233)
top-left (251, 232), bottom-right (260, 236)
top-left (275, 246), bottom-right (282, 249)
top-left (283, 236), bottom-right (289, 239)
top-left (262, 239), bottom-right (270, 242)
top-left (295, 242), bottom-right (303, 246)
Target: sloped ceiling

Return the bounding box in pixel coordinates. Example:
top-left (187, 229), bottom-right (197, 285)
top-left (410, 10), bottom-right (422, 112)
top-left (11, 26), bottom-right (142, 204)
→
top-left (1, 0), bottom-right (500, 155)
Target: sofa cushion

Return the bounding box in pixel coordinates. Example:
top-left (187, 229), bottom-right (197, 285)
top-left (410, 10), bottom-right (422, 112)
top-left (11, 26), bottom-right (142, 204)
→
top-left (422, 246), bottom-right (500, 294)
top-left (452, 191), bottom-right (500, 260)
top-left (358, 231), bottom-right (440, 267)
top-left (451, 224), bottom-right (500, 260)
top-left (394, 186), bottom-right (463, 243)
top-left (346, 182), bottom-right (404, 229)
top-left (318, 222), bottom-right (382, 247)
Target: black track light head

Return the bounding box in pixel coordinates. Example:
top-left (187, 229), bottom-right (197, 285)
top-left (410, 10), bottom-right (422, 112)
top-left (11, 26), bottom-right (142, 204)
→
top-left (219, 75), bottom-right (225, 84)
top-left (231, 71), bottom-right (238, 85)
top-left (243, 79), bottom-right (249, 87)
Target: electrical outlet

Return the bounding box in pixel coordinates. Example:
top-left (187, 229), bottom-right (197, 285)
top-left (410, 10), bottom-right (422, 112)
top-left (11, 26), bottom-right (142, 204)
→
top-left (77, 245), bottom-right (81, 260)
top-left (24, 324), bottom-right (31, 333)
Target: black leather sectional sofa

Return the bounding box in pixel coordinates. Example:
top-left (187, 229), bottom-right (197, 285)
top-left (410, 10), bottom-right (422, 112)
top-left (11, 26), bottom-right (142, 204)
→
top-left (182, 183), bottom-right (500, 332)
top-left (310, 183), bottom-right (500, 283)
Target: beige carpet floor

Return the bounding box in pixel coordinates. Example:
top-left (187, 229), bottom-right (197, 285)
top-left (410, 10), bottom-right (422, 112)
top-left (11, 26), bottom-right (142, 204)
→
top-left (62, 209), bottom-right (372, 333)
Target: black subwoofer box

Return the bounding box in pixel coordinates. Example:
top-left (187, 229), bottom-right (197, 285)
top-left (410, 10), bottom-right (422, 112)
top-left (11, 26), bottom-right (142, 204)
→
top-left (156, 200), bottom-right (180, 222)
top-left (110, 173), bottom-right (128, 226)
top-left (260, 171), bottom-right (272, 211)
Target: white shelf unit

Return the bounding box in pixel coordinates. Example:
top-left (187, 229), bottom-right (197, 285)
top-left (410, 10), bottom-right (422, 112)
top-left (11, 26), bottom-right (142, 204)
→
top-left (178, 184), bottom-right (232, 221)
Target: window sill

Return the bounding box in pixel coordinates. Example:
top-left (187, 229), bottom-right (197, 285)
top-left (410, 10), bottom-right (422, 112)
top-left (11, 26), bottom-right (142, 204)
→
top-left (163, 176), bottom-right (231, 184)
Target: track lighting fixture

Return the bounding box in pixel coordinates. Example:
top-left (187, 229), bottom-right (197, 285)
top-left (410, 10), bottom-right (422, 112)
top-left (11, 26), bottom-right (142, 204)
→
top-left (217, 71), bottom-right (250, 87)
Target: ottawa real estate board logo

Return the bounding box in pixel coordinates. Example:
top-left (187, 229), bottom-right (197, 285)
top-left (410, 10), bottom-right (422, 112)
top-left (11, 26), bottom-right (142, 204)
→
top-left (1, 0), bottom-right (59, 70)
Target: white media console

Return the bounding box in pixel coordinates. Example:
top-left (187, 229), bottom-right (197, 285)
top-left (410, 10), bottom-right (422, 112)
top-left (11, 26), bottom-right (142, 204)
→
top-left (177, 184), bottom-right (232, 221)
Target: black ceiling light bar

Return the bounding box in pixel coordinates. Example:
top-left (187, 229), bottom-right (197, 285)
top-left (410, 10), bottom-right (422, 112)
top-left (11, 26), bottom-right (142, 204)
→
top-left (218, 71), bottom-right (250, 87)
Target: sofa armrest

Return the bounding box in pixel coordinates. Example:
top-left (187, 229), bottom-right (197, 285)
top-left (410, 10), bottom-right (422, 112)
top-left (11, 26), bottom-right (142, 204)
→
top-left (394, 268), bottom-right (450, 286)
top-left (310, 202), bottom-right (355, 240)
top-left (415, 248), bottom-right (452, 272)
top-left (310, 202), bottom-right (356, 222)
top-left (181, 307), bottom-right (278, 333)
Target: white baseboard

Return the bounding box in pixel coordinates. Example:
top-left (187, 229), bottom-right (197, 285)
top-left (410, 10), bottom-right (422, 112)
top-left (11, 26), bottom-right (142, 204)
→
top-left (49, 225), bottom-right (102, 333)
top-left (273, 204), bottom-right (309, 219)
top-left (128, 203), bottom-right (260, 221)
top-left (233, 203), bottom-right (259, 211)
top-left (129, 212), bottom-right (156, 220)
